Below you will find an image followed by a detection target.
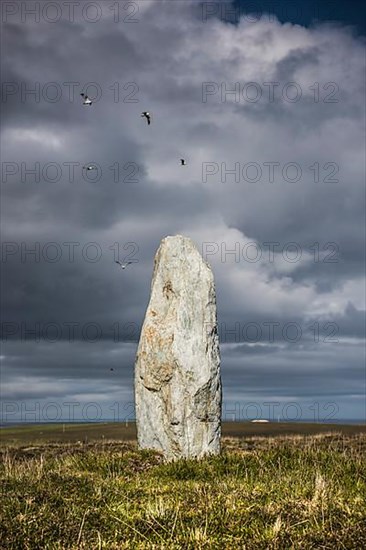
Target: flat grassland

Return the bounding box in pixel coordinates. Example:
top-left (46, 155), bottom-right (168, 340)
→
top-left (2, 421), bottom-right (365, 446)
top-left (1, 423), bottom-right (365, 549)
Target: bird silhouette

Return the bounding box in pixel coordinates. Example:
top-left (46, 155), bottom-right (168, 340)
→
top-left (80, 93), bottom-right (92, 106)
top-left (141, 111), bottom-right (151, 125)
top-left (115, 260), bottom-right (133, 270)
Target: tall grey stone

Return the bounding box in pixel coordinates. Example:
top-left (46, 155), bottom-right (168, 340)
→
top-left (134, 235), bottom-right (222, 460)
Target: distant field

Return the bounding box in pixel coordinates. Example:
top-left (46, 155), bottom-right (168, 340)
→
top-left (0, 421), bottom-right (365, 446)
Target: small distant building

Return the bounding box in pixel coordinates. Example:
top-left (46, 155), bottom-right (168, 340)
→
top-left (251, 419), bottom-right (269, 423)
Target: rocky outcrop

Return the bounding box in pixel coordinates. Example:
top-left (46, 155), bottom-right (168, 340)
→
top-left (134, 235), bottom-right (222, 460)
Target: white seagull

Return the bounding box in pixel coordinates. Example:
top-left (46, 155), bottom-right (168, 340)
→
top-left (141, 111), bottom-right (151, 125)
top-left (80, 93), bottom-right (92, 106)
top-left (180, 159), bottom-right (187, 166)
top-left (115, 260), bottom-right (133, 270)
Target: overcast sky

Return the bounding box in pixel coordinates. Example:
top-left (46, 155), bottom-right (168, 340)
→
top-left (1, 0), bottom-right (365, 423)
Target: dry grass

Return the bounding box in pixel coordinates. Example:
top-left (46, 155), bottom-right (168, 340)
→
top-left (1, 430), bottom-right (365, 548)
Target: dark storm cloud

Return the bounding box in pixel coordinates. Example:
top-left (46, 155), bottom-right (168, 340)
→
top-left (220, 340), bottom-right (365, 398)
top-left (1, 15), bottom-right (143, 129)
top-left (1, 340), bottom-right (136, 390)
top-left (1, 0), bottom-right (365, 421)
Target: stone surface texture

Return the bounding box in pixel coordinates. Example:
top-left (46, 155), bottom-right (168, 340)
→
top-left (134, 235), bottom-right (222, 460)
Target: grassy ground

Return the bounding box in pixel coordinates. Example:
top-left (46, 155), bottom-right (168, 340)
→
top-left (1, 426), bottom-right (365, 548)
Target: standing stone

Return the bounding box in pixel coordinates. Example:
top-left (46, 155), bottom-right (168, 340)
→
top-left (134, 235), bottom-right (222, 460)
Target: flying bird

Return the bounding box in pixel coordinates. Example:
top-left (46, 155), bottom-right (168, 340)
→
top-left (83, 165), bottom-right (97, 171)
top-left (141, 111), bottom-right (151, 125)
top-left (80, 93), bottom-right (92, 106)
top-left (180, 159), bottom-right (187, 166)
top-left (110, 368), bottom-right (114, 372)
top-left (115, 260), bottom-right (133, 270)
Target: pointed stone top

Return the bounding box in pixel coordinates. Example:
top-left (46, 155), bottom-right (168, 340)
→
top-left (157, 234), bottom-right (212, 271)
top-left (160, 234), bottom-right (196, 247)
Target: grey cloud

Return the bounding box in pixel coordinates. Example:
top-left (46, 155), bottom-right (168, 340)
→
top-left (1, 1), bottom-right (365, 420)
